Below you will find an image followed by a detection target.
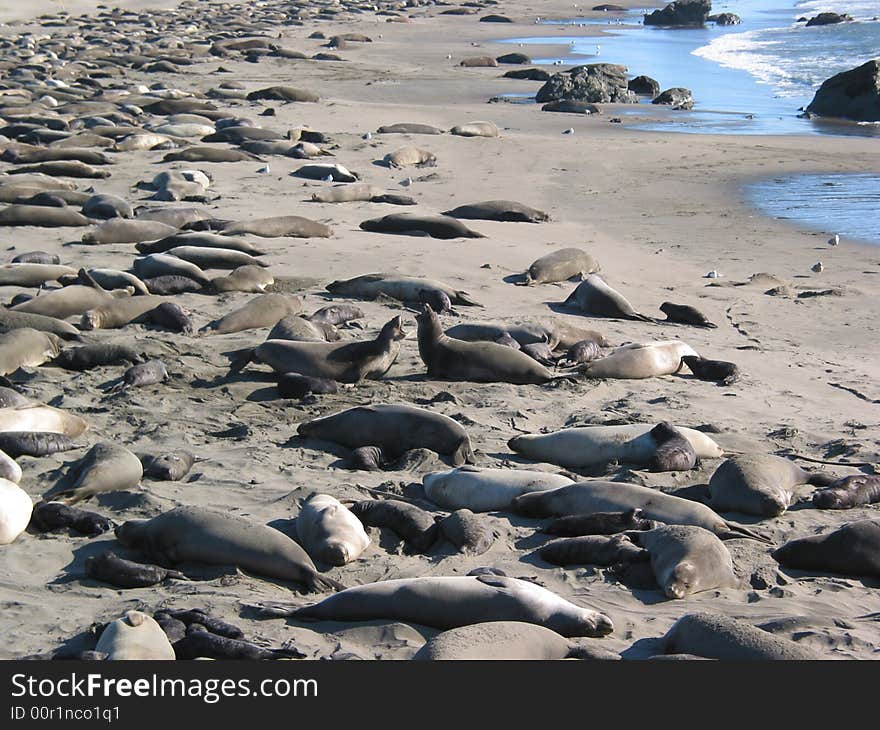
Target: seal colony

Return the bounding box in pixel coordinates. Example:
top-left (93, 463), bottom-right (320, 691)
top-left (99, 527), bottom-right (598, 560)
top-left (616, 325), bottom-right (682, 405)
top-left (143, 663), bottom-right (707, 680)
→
top-left (0, 0), bottom-right (877, 662)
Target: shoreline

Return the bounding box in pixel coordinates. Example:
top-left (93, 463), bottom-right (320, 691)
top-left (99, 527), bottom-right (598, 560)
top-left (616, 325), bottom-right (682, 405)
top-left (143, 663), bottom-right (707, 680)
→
top-left (0, 0), bottom-right (878, 660)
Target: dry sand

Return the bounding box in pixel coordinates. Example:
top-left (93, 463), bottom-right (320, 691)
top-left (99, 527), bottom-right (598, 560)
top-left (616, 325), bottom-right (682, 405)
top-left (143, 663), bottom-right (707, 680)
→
top-left (0, 0), bottom-right (878, 660)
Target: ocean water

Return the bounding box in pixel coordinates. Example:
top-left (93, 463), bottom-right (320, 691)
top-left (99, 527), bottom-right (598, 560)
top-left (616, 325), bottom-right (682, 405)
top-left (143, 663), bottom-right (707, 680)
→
top-left (499, 0), bottom-right (880, 136)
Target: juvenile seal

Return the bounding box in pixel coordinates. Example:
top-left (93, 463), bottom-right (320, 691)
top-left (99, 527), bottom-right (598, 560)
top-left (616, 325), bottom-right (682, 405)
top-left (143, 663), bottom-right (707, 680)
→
top-left (298, 404), bottom-right (475, 466)
top-left (308, 304), bottom-right (364, 326)
top-left (522, 248), bottom-right (599, 284)
top-left (0, 404), bottom-right (88, 437)
top-left (296, 494), bottom-right (371, 566)
top-left (292, 163), bottom-right (358, 182)
top-left (80, 295), bottom-right (166, 330)
top-left (563, 274), bottom-right (652, 321)
top-left (508, 423), bottom-right (722, 469)
top-left (649, 422), bottom-right (697, 471)
top-left (233, 316), bottom-right (405, 383)
top-left (660, 302), bottom-right (717, 328)
top-left (173, 625), bottom-right (303, 660)
top-left (29, 501), bottom-right (112, 536)
top-left (220, 215), bottom-right (332, 238)
top-left (326, 273), bottom-right (480, 306)
top-left (512, 481), bottom-right (768, 541)
top-left (139, 451), bottom-right (195, 481)
top-left (59, 268), bottom-right (150, 296)
top-left (0, 478), bottom-right (31, 544)
top-left (450, 121), bottom-right (500, 137)
top-left (82, 193), bottom-right (133, 220)
top-left (52, 343), bottom-right (143, 371)
top-left (360, 213), bottom-right (485, 239)
top-left (445, 320), bottom-right (606, 349)
top-left (413, 621), bottom-right (617, 660)
top-left (115, 506), bottom-right (343, 591)
top-left (708, 454), bottom-right (833, 517)
top-left (144, 276), bottom-right (204, 295)
top-left (417, 306), bottom-right (559, 384)
top-left (165, 245), bottom-right (268, 270)
top-left (627, 525), bottom-right (740, 599)
top-left (376, 123), bottom-right (444, 135)
top-left (681, 355), bottom-right (740, 386)
top-left (439, 509), bottom-right (494, 555)
top-left (583, 340), bottom-right (697, 379)
top-left (382, 146), bottom-right (437, 168)
top-left (443, 200), bottom-right (550, 223)
top-left (163, 147), bottom-right (260, 163)
top-left (49, 442), bottom-right (143, 505)
top-left (253, 574), bottom-right (613, 637)
top-left (543, 509), bottom-right (660, 537)
top-left (558, 339), bottom-right (602, 366)
top-left (277, 374), bottom-right (338, 398)
top-left (144, 302), bottom-right (193, 333)
top-left (94, 611), bottom-right (175, 660)
top-left (539, 534), bottom-right (649, 566)
top-left (772, 519), bottom-right (880, 577)
top-left (812, 475), bottom-right (880, 509)
top-left (348, 499), bottom-right (439, 553)
top-left (86, 552), bottom-right (189, 588)
top-left (310, 183), bottom-right (384, 203)
top-left (109, 360), bottom-right (169, 392)
top-left (423, 466), bottom-right (573, 512)
top-left (0, 328), bottom-right (63, 375)
top-left (210, 265), bottom-right (274, 293)
top-left (200, 294), bottom-right (302, 335)
top-left (137, 232), bottom-right (264, 256)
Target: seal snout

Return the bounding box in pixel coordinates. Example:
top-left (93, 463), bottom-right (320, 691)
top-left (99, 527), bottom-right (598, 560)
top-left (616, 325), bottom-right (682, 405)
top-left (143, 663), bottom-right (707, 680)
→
top-left (323, 542), bottom-right (350, 567)
top-left (589, 612), bottom-right (614, 637)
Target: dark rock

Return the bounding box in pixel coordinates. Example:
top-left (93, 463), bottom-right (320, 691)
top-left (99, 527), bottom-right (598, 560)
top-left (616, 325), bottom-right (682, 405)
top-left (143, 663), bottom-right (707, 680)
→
top-left (535, 63), bottom-right (638, 104)
top-left (503, 68), bottom-right (551, 81)
top-left (652, 87), bottom-right (695, 109)
top-left (707, 12), bottom-right (742, 25)
top-left (644, 0), bottom-right (711, 27)
top-left (805, 12), bottom-right (853, 27)
top-left (593, 4), bottom-right (627, 10)
top-left (805, 59), bottom-right (880, 122)
top-left (496, 52), bottom-right (531, 65)
top-left (628, 74), bottom-right (660, 96)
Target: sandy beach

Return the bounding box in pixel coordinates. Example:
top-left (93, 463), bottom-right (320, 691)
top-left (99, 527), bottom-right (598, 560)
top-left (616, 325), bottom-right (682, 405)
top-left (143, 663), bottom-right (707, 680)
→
top-left (0, 0), bottom-right (878, 660)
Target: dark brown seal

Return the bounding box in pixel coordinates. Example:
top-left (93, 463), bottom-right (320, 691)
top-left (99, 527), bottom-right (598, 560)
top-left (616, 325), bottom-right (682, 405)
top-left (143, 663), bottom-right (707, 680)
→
top-left (140, 451), bottom-right (196, 481)
top-left (542, 509), bottom-right (660, 537)
top-left (812, 475), bottom-right (880, 509)
top-left (348, 499), bottom-right (440, 553)
top-left (29, 502), bottom-right (113, 536)
top-left (649, 422), bottom-right (697, 472)
top-left (53, 343), bottom-right (143, 371)
top-left (539, 534), bottom-right (649, 566)
top-left (772, 519), bottom-right (880, 577)
top-left (681, 355), bottom-right (740, 386)
top-left (277, 373), bottom-right (338, 398)
top-left (0, 431), bottom-right (79, 458)
top-left (660, 302), bottom-right (717, 328)
top-left (85, 551), bottom-right (189, 588)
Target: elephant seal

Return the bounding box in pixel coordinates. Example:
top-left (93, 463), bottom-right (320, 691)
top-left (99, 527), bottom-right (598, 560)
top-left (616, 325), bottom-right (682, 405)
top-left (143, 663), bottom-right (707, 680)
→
top-left (296, 494), bottom-right (371, 566)
top-left (660, 302), bottom-right (717, 328)
top-left (539, 534), bottom-right (649, 566)
top-left (144, 276), bottom-right (204, 295)
top-left (116, 506), bottom-right (343, 592)
top-left (0, 447), bottom-right (21, 482)
top-left (508, 423), bottom-right (722, 469)
top-left (133, 254), bottom-right (210, 287)
top-left (310, 183), bottom-right (384, 203)
top-left (11, 251), bottom-right (61, 265)
top-left (0, 387), bottom-right (28, 408)
top-left (0, 478), bottom-right (32, 544)
top-left (661, 613), bottom-right (820, 660)
top-left (413, 621), bottom-right (619, 660)
top-left (382, 146), bottom-right (437, 168)
top-left (86, 552), bottom-right (189, 588)
top-left (0, 404), bottom-right (88, 437)
top-left (277, 374), bottom-right (338, 398)
top-left (309, 304), bottom-right (364, 326)
top-left (443, 200), bottom-right (549, 223)
top-left (220, 215), bottom-right (332, 238)
top-left (246, 86), bottom-right (319, 102)
top-left (298, 404), bottom-right (475, 466)
top-left (326, 273), bottom-right (480, 306)
top-left (80, 295), bottom-right (166, 330)
top-left (292, 163), bottom-right (358, 182)
top-left (140, 451), bottom-right (196, 481)
top-left (376, 123), bottom-right (444, 135)
top-left (360, 213), bottom-right (485, 239)
top-left (627, 525), bottom-right (741, 599)
top-left (772, 520), bottom-right (880, 577)
top-left (0, 328), bottom-right (63, 375)
top-left (0, 310), bottom-right (80, 340)
top-left (59, 268), bottom-right (150, 296)
top-left (445, 320), bottom-right (606, 349)
top-left (522, 248), bottom-right (599, 285)
top-left (439, 509), bottom-right (494, 555)
top-left (166, 246), bottom-right (267, 270)
top-left (423, 466), bottom-right (573, 512)
top-left (145, 302), bottom-right (193, 333)
top-left (163, 147), bottom-right (260, 163)
top-left (558, 339), bottom-right (602, 366)
top-left (583, 340), bottom-right (698, 379)
top-left (137, 232), bottom-right (264, 256)
top-left (10, 285), bottom-right (132, 321)
top-left (253, 574), bottom-right (613, 637)
top-left (649, 423), bottom-right (697, 471)
top-left (0, 204), bottom-right (90, 227)
top-left (95, 611), bottom-right (175, 660)
top-left (233, 316), bottom-right (405, 383)
top-left (200, 294), bottom-right (302, 335)
top-left (82, 218), bottom-right (178, 244)
top-left (348, 499), bottom-right (439, 553)
top-left (563, 274), bottom-right (652, 321)
top-left (417, 306), bottom-right (559, 384)
top-left (812, 475), bottom-right (880, 509)
top-left (512, 481), bottom-right (768, 541)
top-left (210, 265), bottom-right (274, 293)
top-left (0, 263), bottom-right (77, 287)
top-left (52, 343), bottom-right (143, 371)
top-left (109, 360), bottom-right (169, 392)
top-left (708, 455), bottom-right (833, 517)
top-left (29, 501), bottom-right (111, 536)
top-left (161, 609), bottom-right (242, 640)
top-left (9, 161), bottom-right (110, 179)
top-left (173, 625), bottom-right (303, 660)
top-left (460, 56), bottom-right (499, 67)
top-left (49, 442), bottom-right (143, 505)
top-left (0, 431), bottom-right (78, 458)
top-left (450, 121), bottom-right (500, 137)
top-left (82, 194), bottom-right (133, 220)
top-left (681, 355), bottom-right (740, 386)
top-left (543, 509), bottom-right (661, 537)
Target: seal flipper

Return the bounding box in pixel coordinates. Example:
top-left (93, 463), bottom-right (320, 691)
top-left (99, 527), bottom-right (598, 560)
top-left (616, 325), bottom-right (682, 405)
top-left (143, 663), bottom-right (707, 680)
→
top-left (243, 601), bottom-right (302, 619)
top-left (225, 347), bottom-right (255, 375)
top-left (308, 574), bottom-right (347, 593)
top-left (719, 522), bottom-right (773, 544)
top-left (453, 290), bottom-right (482, 307)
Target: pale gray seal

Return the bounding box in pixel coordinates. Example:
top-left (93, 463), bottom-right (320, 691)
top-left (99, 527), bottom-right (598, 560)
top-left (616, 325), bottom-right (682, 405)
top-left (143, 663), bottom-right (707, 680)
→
top-left (296, 494), bottom-right (371, 566)
top-left (95, 611), bottom-right (175, 660)
top-left (200, 294), bottom-right (302, 335)
top-left (522, 247), bottom-right (599, 284)
top-left (48, 442), bottom-right (143, 505)
top-left (563, 274), bottom-right (653, 321)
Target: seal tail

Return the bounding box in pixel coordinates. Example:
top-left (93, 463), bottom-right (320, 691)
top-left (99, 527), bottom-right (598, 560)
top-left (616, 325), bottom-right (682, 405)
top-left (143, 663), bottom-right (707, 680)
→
top-left (631, 313), bottom-right (660, 324)
top-left (242, 601), bottom-right (299, 619)
top-left (309, 575), bottom-right (347, 593)
top-left (453, 290), bottom-right (482, 307)
top-left (719, 523), bottom-right (773, 544)
top-left (806, 471), bottom-right (838, 487)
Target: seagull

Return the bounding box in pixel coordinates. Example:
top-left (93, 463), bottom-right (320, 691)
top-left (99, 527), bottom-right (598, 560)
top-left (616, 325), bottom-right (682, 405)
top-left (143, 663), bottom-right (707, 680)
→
top-left (828, 233), bottom-right (839, 246)
top-left (705, 270), bottom-right (721, 279)
top-left (363, 132), bottom-right (372, 140)
top-left (596, 45), bottom-right (601, 55)
top-left (811, 261), bottom-right (824, 273)
top-left (563, 127), bottom-right (574, 135)
top-left (401, 177), bottom-right (413, 187)
top-left (446, 54), bottom-right (452, 59)
top-left (257, 165), bottom-right (270, 174)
